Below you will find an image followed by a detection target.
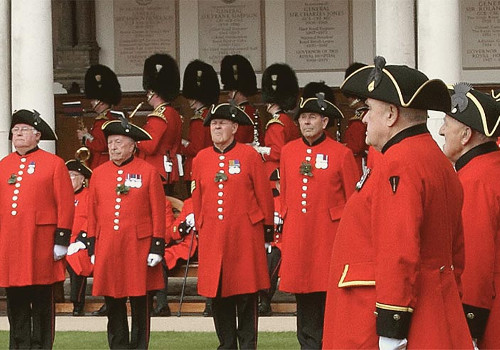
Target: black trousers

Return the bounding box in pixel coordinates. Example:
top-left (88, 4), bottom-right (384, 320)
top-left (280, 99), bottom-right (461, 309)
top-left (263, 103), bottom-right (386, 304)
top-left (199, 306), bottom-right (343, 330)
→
top-left (6, 284), bottom-right (55, 349)
top-left (67, 265), bottom-right (87, 310)
top-left (212, 293), bottom-right (258, 349)
top-left (295, 292), bottom-right (326, 350)
top-left (154, 261), bottom-right (169, 309)
top-left (105, 294), bottom-right (152, 349)
top-left (259, 246), bottom-right (281, 305)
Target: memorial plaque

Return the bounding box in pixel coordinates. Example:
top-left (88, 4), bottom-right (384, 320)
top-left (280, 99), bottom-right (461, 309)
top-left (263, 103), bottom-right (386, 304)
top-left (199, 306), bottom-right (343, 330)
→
top-left (114, 0), bottom-right (178, 75)
top-left (198, 0), bottom-right (264, 72)
top-left (461, 0), bottom-right (500, 69)
top-left (285, 0), bottom-right (351, 72)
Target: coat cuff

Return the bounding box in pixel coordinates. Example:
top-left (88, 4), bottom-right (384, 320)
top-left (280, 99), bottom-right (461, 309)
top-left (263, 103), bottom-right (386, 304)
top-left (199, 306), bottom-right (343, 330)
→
top-left (87, 237), bottom-right (96, 256)
top-left (375, 303), bottom-right (413, 339)
top-left (177, 221), bottom-right (191, 238)
top-left (76, 231), bottom-right (89, 246)
top-left (463, 303), bottom-right (490, 339)
top-left (54, 228), bottom-right (71, 246)
top-left (149, 238), bottom-right (166, 256)
top-left (264, 225), bottom-right (274, 242)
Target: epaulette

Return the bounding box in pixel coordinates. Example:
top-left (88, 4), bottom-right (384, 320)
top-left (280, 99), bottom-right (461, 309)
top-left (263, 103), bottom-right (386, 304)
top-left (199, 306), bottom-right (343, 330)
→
top-left (191, 108), bottom-right (206, 121)
top-left (95, 110), bottom-right (111, 121)
top-left (266, 114), bottom-right (284, 129)
top-left (148, 104), bottom-right (167, 122)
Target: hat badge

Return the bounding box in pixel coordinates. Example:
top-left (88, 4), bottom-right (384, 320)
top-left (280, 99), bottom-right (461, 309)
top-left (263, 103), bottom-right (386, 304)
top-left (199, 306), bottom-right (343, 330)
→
top-left (232, 64), bottom-right (238, 80)
top-left (367, 56), bottom-right (386, 92)
top-left (271, 74), bottom-right (278, 91)
top-left (316, 92), bottom-right (327, 111)
top-left (451, 82), bottom-right (471, 114)
top-left (155, 64), bottom-right (162, 73)
top-left (197, 70), bottom-right (202, 87)
top-left (95, 74), bottom-right (101, 82)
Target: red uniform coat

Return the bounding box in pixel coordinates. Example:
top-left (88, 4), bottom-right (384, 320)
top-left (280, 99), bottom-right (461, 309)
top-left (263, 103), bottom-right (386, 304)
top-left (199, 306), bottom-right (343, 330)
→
top-left (457, 143), bottom-right (500, 349)
top-left (166, 198), bottom-right (198, 270)
top-left (88, 157), bottom-right (166, 298)
top-left (262, 112), bottom-right (300, 178)
top-left (279, 134), bottom-right (358, 293)
top-left (192, 141), bottom-right (273, 298)
top-left (137, 103), bottom-right (182, 184)
top-left (0, 149), bottom-right (74, 287)
top-left (84, 110), bottom-right (115, 169)
top-left (344, 117), bottom-right (368, 177)
top-left (181, 108), bottom-right (212, 180)
top-left (66, 187), bottom-right (93, 276)
top-left (234, 103), bottom-right (258, 144)
top-left (323, 125), bottom-right (472, 349)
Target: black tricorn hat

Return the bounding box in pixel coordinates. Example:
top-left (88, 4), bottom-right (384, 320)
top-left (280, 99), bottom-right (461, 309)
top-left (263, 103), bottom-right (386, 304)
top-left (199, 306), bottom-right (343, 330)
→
top-left (301, 81), bottom-right (336, 103)
top-left (84, 64), bottom-right (122, 106)
top-left (10, 109), bottom-right (57, 140)
top-left (447, 83), bottom-right (500, 137)
top-left (102, 112), bottom-right (152, 141)
top-left (203, 102), bottom-right (254, 126)
top-left (269, 168), bottom-right (280, 181)
top-left (341, 56), bottom-right (451, 113)
top-left (220, 54), bottom-right (257, 96)
top-left (261, 63), bottom-right (299, 111)
top-left (182, 59), bottom-right (220, 106)
top-left (65, 159), bottom-right (92, 179)
top-left (296, 82), bottom-right (342, 126)
top-left (143, 54), bottom-right (180, 102)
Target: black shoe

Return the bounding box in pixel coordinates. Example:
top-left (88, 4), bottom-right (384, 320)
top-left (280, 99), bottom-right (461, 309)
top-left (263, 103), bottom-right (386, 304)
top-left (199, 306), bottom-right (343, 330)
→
top-left (152, 305), bottom-right (171, 317)
top-left (91, 304), bottom-right (107, 316)
top-left (72, 305), bottom-right (85, 316)
top-left (202, 303), bottom-right (212, 317)
top-left (258, 302), bottom-right (272, 316)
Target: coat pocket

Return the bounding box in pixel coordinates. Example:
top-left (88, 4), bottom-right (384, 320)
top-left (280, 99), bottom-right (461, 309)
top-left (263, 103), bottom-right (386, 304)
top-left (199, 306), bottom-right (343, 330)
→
top-left (329, 204), bottom-right (344, 222)
top-left (338, 262), bottom-right (376, 288)
top-left (136, 222), bottom-right (153, 239)
top-left (247, 207), bottom-right (265, 225)
top-left (35, 210), bottom-right (57, 225)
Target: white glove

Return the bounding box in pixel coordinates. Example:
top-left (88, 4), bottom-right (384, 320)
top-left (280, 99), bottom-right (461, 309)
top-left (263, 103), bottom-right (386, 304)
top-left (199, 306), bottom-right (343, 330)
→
top-left (90, 254), bottom-right (95, 265)
top-left (379, 337), bottom-right (407, 350)
top-left (181, 138), bottom-right (190, 147)
top-left (67, 241), bottom-right (86, 256)
top-left (254, 146), bottom-right (271, 156)
top-left (53, 244), bottom-right (68, 261)
top-left (147, 253), bottom-right (163, 267)
top-left (472, 338), bottom-right (478, 350)
top-left (185, 213), bottom-right (196, 230)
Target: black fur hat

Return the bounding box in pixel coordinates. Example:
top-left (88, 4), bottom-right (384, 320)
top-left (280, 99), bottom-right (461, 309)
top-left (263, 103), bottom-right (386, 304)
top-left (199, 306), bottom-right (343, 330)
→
top-left (220, 54), bottom-right (257, 96)
top-left (302, 81), bottom-right (335, 103)
top-left (143, 54), bottom-right (180, 102)
top-left (84, 64), bottom-right (122, 106)
top-left (182, 60), bottom-right (220, 106)
top-left (261, 63), bottom-right (299, 111)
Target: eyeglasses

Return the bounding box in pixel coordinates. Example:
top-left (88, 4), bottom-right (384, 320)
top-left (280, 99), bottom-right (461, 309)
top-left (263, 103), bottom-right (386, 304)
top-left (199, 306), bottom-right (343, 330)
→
top-left (11, 127), bottom-right (36, 134)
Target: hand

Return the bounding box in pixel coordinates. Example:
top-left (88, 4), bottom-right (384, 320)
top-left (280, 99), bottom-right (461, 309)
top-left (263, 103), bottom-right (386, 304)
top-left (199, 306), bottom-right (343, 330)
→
top-left (472, 338), bottom-right (478, 350)
top-left (181, 139), bottom-right (190, 147)
top-left (147, 253), bottom-right (162, 267)
top-left (254, 146), bottom-right (271, 156)
top-left (90, 255), bottom-right (95, 265)
top-left (378, 336), bottom-right (407, 350)
top-left (53, 244), bottom-right (68, 261)
top-left (76, 129), bottom-right (87, 141)
top-left (185, 213), bottom-right (195, 230)
top-left (67, 241), bottom-right (86, 256)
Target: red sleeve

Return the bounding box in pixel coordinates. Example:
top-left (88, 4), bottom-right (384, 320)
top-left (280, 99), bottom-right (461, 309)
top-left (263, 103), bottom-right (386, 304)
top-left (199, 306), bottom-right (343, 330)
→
top-left (344, 121), bottom-right (367, 155)
top-left (54, 157), bottom-right (75, 230)
top-left (250, 149), bottom-right (274, 225)
top-left (164, 199), bottom-right (176, 242)
top-left (263, 122), bottom-right (285, 162)
top-left (182, 119), bottom-right (206, 157)
top-left (340, 147), bottom-right (360, 200)
top-left (136, 116), bottom-right (168, 155)
top-left (149, 168), bottom-right (166, 240)
top-left (85, 119), bottom-right (108, 153)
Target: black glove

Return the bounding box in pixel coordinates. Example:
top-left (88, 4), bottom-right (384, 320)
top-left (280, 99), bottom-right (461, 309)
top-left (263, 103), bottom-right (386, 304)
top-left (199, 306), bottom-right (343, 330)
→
top-left (178, 221), bottom-right (194, 238)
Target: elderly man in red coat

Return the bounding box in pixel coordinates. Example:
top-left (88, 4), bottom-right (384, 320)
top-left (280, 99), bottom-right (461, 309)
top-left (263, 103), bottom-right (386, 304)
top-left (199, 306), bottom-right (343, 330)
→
top-left (192, 103), bottom-right (274, 349)
top-left (323, 57), bottom-right (473, 349)
top-left (439, 84), bottom-right (500, 349)
top-left (0, 110), bottom-right (74, 348)
top-left (86, 118), bottom-right (166, 349)
top-left (279, 85), bottom-right (358, 349)
top-left (137, 53), bottom-right (182, 195)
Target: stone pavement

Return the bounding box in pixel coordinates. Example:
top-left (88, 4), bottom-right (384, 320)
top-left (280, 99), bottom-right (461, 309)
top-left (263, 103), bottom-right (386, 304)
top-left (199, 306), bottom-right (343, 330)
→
top-left (0, 315), bottom-right (296, 332)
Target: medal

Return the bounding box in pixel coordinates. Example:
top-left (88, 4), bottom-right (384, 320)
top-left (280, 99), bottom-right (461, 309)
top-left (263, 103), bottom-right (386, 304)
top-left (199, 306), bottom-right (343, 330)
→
top-left (315, 154), bottom-right (328, 169)
top-left (228, 160), bottom-right (241, 174)
top-left (27, 161), bottom-right (36, 174)
top-left (125, 174), bottom-right (142, 188)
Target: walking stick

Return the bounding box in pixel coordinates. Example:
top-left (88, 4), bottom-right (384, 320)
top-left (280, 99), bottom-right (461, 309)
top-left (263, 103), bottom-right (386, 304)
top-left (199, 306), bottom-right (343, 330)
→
top-left (177, 231), bottom-right (196, 317)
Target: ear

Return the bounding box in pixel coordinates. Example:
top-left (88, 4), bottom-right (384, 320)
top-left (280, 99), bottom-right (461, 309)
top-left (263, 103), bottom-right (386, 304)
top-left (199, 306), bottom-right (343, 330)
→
top-left (461, 127), bottom-right (473, 145)
top-left (386, 104), bottom-right (399, 127)
top-left (231, 122), bottom-right (239, 135)
top-left (321, 117), bottom-right (329, 130)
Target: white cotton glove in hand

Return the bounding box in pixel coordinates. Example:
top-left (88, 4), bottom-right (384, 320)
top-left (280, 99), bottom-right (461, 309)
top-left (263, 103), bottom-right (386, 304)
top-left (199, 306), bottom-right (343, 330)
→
top-left (254, 146), bottom-right (271, 156)
top-left (147, 253), bottom-right (163, 267)
top-left (53, 244), bottom-right (68, 261)
top-left (90, 255), bottom-right (95, 265)
top-left (472, 338), bottom-right (479, 350)
top-left (181, 139), bottom-right (190, 147)
top-left (185, 213), bottom-right (196, 230)
top-left (379, 337), bottom-right (408, 350)
top-left (67, 241), bottom-right (86, 256)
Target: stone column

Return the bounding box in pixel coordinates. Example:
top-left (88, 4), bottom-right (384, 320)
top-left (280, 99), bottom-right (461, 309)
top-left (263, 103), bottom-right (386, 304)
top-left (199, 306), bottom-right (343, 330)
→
top-left (0, 0), bottom-right (11, 158)
top-left (376, 0), bottom-right (416, 66)
top-left (417, 0), bottom-right (461, 146)
top-left (11, 0), bottom-right (56, 153)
